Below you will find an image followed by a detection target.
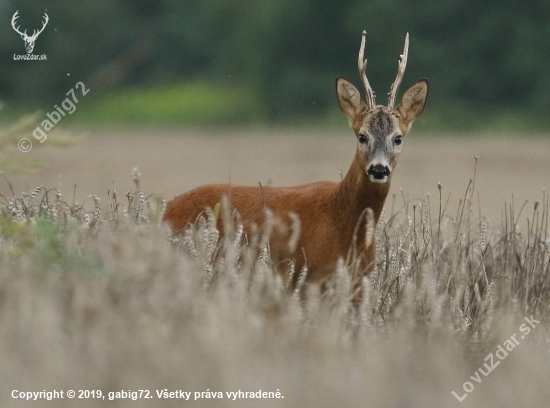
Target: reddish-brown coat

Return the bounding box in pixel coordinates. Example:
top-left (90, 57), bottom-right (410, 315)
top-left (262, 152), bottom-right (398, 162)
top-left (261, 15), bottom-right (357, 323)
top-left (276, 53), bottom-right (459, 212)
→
top-left (163, 151), bottom-right (387, 284)
top-left (164, 37), bottom-right (428, 295)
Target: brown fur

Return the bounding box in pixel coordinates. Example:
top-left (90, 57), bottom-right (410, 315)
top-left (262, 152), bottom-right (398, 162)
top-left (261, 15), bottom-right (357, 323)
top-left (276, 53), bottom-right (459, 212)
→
top-left (164, 73), bottom-right (428, 295)
top-left (163, 151), bottom-right (389, 284)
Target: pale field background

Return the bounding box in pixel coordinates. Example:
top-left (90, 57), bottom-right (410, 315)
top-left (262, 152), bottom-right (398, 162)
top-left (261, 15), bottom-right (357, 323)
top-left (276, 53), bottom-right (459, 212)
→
top-left (4, 128), bottom-right (549, 229)
top-left (1, 128), bottom-right (550, 408)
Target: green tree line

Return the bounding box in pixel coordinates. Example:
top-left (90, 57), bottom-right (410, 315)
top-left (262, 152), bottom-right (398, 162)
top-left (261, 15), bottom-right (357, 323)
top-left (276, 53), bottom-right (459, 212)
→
top-left (1, 0), bottom-right (550, 128)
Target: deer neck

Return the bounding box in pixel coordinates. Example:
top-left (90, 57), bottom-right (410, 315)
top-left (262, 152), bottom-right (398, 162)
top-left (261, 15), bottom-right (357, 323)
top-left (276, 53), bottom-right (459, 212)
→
top-left (333, 153), bottom-right (390, 230)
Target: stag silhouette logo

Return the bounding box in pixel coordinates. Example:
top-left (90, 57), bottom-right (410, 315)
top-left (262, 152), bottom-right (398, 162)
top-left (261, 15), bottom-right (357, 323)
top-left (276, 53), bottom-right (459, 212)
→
top-left (11, 10), bottom-right (49, 54)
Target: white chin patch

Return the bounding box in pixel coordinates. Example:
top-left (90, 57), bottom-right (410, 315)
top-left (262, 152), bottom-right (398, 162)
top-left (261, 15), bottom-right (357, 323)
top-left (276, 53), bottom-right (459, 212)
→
top-left (365, 163), bottom-right (391, 184)
top-left (368, 175), bottom-right (389, 184)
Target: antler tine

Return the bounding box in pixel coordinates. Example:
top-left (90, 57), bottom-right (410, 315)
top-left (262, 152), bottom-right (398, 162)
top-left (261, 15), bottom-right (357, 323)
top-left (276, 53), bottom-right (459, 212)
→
top-left (357, 30), bottom-right (376, 112)
top-left (11, 10), bottom-right (26, 36)
top-left (387, 33), bottom-right (409, 111)
top-left (33, 12), bottom-right (49, 38)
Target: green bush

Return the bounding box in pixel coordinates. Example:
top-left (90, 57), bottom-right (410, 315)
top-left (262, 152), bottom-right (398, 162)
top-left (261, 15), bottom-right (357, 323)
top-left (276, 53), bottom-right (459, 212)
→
top-left (76, 82), bottom-right (266, 126)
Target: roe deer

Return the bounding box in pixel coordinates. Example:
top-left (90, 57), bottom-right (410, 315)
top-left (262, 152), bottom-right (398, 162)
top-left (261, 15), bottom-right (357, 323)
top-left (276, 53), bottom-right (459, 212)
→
top-left (163, 31), bottom-right (428, 292)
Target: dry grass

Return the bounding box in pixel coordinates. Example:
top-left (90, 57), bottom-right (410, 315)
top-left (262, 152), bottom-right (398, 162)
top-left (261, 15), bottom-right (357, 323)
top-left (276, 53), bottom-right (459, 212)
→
top-left (4, 129), bottom-right (550, 223)
top-left (0, 167), bottom-right (549, 408)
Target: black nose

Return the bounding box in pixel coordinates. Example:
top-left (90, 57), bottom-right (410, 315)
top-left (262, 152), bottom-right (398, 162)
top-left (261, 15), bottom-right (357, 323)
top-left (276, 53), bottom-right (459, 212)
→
top-left (368, 164), bottom-right (390, 180)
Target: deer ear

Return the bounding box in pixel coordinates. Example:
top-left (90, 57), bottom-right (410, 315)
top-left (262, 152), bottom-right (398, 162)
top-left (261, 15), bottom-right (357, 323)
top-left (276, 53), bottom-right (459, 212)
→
top-left (396, 79), bottom-right (429, 132)
top-left (336, 77), bottom-right (364, 124)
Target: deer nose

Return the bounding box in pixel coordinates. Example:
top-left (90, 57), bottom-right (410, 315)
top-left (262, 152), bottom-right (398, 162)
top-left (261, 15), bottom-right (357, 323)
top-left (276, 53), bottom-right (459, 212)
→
top-left (367, 164), bottom-right (390, 180)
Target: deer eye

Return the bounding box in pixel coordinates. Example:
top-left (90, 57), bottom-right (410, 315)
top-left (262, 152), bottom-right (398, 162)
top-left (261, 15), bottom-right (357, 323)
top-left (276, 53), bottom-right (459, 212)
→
top-left (358, 134), bottom-right (368, 144)
top-left (394, 135), bottom-right (403, 145)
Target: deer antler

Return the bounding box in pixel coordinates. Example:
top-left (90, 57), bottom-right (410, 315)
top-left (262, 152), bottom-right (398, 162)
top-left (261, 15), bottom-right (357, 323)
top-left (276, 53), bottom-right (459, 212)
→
top-left (387, 33), bottom-right (409, 111)
top-left (11, 11), bottom-right (27, 37)
top-left (358, 31), bottom-right (376, 112)
top-left (11, 11), bottom-right (49, 40)
top-left (30, 12), bottom-right (49, 40)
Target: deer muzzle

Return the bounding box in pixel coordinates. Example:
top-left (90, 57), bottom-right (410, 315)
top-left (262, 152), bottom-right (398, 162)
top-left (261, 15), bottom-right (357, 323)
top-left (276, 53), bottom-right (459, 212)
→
top-left (367, 163), bottom-right (391, 183)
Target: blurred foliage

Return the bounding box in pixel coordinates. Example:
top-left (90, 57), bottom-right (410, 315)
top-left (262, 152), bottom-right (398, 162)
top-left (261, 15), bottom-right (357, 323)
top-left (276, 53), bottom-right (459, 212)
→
top-left (1, 0), bottom-right (550, 129)
top-left (0, 103), bottom-right (76, 174)
top-left (77, 82), bottom-right (266, 126)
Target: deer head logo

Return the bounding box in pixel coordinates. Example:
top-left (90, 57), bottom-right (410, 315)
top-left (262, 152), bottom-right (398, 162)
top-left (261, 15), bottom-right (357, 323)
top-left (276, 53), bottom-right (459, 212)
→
top-left (11, 10), bottom-right (49, 54)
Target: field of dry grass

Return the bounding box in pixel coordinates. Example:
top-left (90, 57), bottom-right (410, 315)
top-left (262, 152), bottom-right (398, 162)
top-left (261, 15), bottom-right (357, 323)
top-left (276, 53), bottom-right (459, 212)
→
top-left (3, 128), bottom-right (549, 224)
top-left (1, 128), bottom-right (549, 407)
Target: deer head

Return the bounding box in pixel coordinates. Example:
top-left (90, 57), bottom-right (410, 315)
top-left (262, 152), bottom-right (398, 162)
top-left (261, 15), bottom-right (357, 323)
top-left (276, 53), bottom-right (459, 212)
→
top-left (11, 10), bottom-right (49, 54)
top-left (336, 31), bottom-right (428, 184)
